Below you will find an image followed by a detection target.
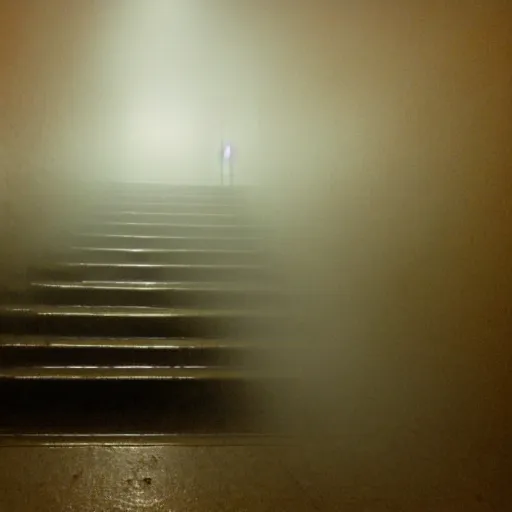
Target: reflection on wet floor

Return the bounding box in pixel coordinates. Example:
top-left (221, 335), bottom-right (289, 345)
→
top-left (0, 443), bottom-right (505, 511)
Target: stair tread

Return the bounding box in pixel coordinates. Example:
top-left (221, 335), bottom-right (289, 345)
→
top-left (31, 280), bottom-right (275, 291)
top-left (0, 365), bottom-right (254, 380)
top-left (99, 222), bottom-right (248, 228)
top-left (78, 234), bottom-right (259, 240)
top-left (70, 247), bottom-right (257, 254)
top-left (50, 263), bottom-right (261, 269)
top-left (100, 212), bottom-right (238, 217)
top-left (0, 305), bottom-right (268, 317)
top-left (0, 336), bottom-right (253, 349)
top-left (97, 201), bottom-right (238, 207)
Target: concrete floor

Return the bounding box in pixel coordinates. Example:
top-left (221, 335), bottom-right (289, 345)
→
top-left (0, 442), bottom-right (507, 511)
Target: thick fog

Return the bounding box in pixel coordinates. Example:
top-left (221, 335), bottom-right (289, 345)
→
top-left (1, 0), bottom-right (511, 507)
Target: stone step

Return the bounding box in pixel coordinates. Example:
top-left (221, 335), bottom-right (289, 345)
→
top-left (30, 280), bottom-right (280, 308)
top-left (0, 334), bottom-right (275, 380)
top-left (33, 262), bottom-right (267, 282)
top-left (94, 211), bottom-right (241, 225)
top-left (94, 192), bottom-right (242, 206)
top-left (0, 380), bottom-right (269, 434)
top-left (92, 201), bottom-right (243, 214)
top-left (83, 221), bottom-right (259, 238)
top-left (0, 365), bottom-right (252, 381)
top-left (63, 247), bottom-right (262, 265)
top-left (96, 183), bottom-right (246, 196)
top-left (72, 234), bottom-right (260, 250)
top-left (0, 305), bottom-right (274, 338)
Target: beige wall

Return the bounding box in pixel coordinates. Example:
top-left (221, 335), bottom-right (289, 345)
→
top-left (245, 1), bottom-right (512, 502)
top-left (0, 2), bottom-right (101, 285)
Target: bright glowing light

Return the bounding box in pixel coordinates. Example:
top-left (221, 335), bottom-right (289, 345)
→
top-left (223, 144), bottom-right (232, 160)
top-left (125, 99), bottom-right (199, 166)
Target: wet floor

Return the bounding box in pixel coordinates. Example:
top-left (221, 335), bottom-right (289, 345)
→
top-left (0, 442), bottom-right (506, 511)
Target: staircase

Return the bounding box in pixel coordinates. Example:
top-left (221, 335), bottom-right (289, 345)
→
top-left (0, 183), bottom-right (282, 438)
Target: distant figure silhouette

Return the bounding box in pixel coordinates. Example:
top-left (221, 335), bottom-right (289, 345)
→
top-left (220, 141), bottom-right (234, 185)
